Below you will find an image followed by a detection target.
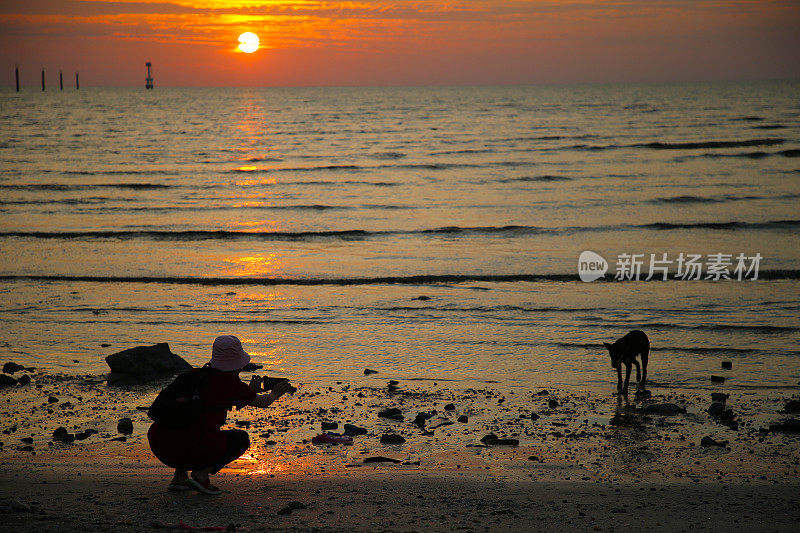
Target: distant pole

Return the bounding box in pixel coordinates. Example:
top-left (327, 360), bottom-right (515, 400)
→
top-left (145, 61), bottom-right (153, 89)
top-left (15, 66), bottom-right (19, 92)
top-left (41, 69), bottom-right (45, 91)
top-left (75, 71), bottom-right (79, 90)
top-left (59, 70), bottom-right (63, 91)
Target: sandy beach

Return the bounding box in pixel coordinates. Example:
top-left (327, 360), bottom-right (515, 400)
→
top-left (2, 366), bottom-right (799, 531)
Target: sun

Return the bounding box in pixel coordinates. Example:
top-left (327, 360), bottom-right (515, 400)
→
top-left (238, 32), bottom-right (260, 54)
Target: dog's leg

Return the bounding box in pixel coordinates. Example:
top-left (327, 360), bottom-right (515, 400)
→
top-left (616, 364), bottom-right (623, 392)
top-left (622, 363), bottom-right (632, 394)
top-left (640, 348), bottom-right (649, 388)
top-left (633, 359), bottom-right (641, 382)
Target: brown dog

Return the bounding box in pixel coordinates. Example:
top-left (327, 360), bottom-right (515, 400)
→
top-left (603, 330), bottom-right (649, 394)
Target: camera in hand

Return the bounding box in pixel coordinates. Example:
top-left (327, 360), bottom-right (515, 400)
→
top-left (260, 376), bottom-right (297, 394)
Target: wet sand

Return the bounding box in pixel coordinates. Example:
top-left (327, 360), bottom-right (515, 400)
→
top-left (1, 369), bottom-right (799, 531)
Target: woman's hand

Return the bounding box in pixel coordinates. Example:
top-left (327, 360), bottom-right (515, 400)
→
top-left (249, 375), bottom-right (264, 392)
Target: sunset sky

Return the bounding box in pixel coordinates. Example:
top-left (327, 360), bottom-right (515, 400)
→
top-left (1, 0), bottom-right (799, 87)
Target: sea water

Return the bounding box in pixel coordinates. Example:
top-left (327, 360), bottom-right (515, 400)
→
top-left (1, 82), bottom-right (798, 391)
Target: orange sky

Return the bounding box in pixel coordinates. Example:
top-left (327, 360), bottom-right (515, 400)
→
top-left (1, 0), bottom-right (799, 86)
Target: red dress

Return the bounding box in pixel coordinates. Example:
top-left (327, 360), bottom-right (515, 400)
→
top-left (148, 371), bottom-right (256, 469)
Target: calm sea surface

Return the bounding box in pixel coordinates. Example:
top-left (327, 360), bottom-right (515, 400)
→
top-left (1, 83), bottom-right (799, 391)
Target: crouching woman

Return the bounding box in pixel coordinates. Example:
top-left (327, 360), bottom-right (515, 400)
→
top-left (147, 335), bottom-right (293, 495)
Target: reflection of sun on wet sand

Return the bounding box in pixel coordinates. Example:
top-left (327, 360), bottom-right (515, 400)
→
top-left (1, 369), bottom-right (799, 530)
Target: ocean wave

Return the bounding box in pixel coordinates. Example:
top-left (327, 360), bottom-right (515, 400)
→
top-left (0, 183), bottom-right (173, 191)
top-left (2, 219), bottom-right (799, 240)
top-left (497, 175), bottom-right (572, 183)
top-left (1, 270), bottom-right (799, 286)
top-left (635, 138), bottom-right (784, 150)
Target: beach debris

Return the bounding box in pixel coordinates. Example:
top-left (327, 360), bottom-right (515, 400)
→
top-left (363, 456), bottom-right (402, 464)
top-left (480, 433), bottom-right (519, 446)
top-left (781, 400), bottom-right (800, 414)
top-left (311, 432), bottom-right (353, 445)
top-left (0, 498), bottom-right (31, 513)
top-left (769, 419), bottom-right (800, 433)
top-left (378, 407), bottom-right (404, 420)
top-left (343, 423), bottom-right (368, 436)
top-left (710, 375), bottom-right (726, 383)
top-left (321, 421), bottom-right (338, 430)
top-left (363, 368), bottom-right (379, 375)
top-left (458, 415), bottom-right (469, 423)
top-left (643, 403), bottom-right (686, 416)
top-left (105, 343), bottom-right (191, 385)
top-left (700, 436), bottom-right (729, 447)
top-left (277, 501), bottom-right (306, 516)
top-left (2, 362), bottom-right (24, 374)
top-left (721, 361), bottom-right (732, 369)
top-left (0, 375), bottom-right (17, 388)
top-left (117, 417), bottom-right (134, 434)
top-left (380, 433), bottom-right (406, 444)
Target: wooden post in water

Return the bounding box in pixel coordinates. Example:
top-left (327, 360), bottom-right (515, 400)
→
top-left (59, 70), bottom-right (63, 91)
top-left (145, 62), bottom-right (153, 89)
top-left (15, 66), bottom-right (19, 92)
top-left (41, 69), bottom-right (45, 91)
top-left (75, 71), bottom-right (80, 90)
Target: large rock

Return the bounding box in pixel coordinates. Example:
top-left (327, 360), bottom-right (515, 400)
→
top-left (105, 343), bottom-right (191, 384)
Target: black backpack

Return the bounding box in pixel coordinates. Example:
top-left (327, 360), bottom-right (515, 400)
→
top-left (147, 366), bottom-right (219, 429)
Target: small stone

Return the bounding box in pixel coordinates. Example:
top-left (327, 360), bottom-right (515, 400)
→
top-left (711, 393), bottom-right (729, 403)
top-left (321, 421), bottom-right (338, 431)
top-left (53, 427), bottom-right (68, 440)
top-left (530, 412), bottom-right (540, 421)
top-left (769, 419), bottom-right (800, 432)
top-left (378, 408), bottom-right (403, 420)
top-left (782, 400), bottom-right (800, 414)
top-left (235, 420), bottom-right (251, 428)
top-left (444, 403), bottom-right (456, 411)
top-left (413, 412), bottom-right (433, 427)
top-left (710, 375), bottom-right (726, 383)
top-left (548, 399), bottom-right (559, 408)
top-left (644, 403), bottom-right (686, 416)
top-left (721, 361), bottom-right (732, 369)
top-left (17, 375), bottom-right (31, 386)
top-left (21, 437), bottom-right (33, 444)
top-left (363, 456), bottom-right (402, 464)
top-left (457, 415), bottom-right (469, 423)
top-left (343, 424), bottom-right (367, 436)
top-left (3, 362), bottom-right (24, 374)
top-left (708, 402), bottom-right (726, 418)
top-left (47, 396), bottom-right (58, 404)
top-left (412, 296), bottom-right (431, 301)
top-left (363, 368), bottom-right (379, 375)
top-left (117, 417), bottom-right (133, 434)
top-left (380, 434), bottom-right (406, 444)
top-left (701, 436), bottom-right (728, 447)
